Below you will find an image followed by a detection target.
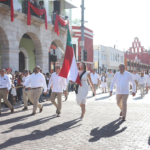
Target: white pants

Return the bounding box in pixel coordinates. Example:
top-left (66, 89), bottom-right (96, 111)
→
top-left (139, 84), bottom-right (145, 96)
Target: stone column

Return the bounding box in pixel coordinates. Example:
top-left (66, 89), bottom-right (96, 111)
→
top-left (25, 58), bottom-right (29, 70)
top-left (35, 53), bottom-right (48, 73)
top-left (1, 49), bottom-right (19, 72)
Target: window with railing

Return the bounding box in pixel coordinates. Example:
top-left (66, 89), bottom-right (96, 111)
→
top-left (127, 61), bottom-right (130, 66)
top-left (0, 0), bottom-right (11, 6)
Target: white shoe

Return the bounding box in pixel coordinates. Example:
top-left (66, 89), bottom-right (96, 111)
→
top-left (79, 118), bottom-right (83, 121)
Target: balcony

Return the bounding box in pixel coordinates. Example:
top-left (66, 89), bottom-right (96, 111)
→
top-left (0, 0), bottom-right (67, 33)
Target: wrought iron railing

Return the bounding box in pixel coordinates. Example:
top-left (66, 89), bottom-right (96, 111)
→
top-left (0, 0), bottom-right (11, 6)
top-left (22, 1), bottom-right (45, 20)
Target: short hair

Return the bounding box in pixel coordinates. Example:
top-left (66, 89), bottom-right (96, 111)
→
top-left (23, 70), bottom-right (28, 73)
top-left (119, 64), bottom-right (125, 68)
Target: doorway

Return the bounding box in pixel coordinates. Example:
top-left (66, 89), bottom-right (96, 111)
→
top-left (19, 51), bottom-right (25, 72)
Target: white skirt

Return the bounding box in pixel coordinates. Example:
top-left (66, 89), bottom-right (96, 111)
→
top-left (102, 82), bottom-right (107, 88)
top-left (11, 88), bottom-right (16, 96)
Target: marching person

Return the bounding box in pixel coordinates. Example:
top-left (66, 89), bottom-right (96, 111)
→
top-left (76, 62), bottom-right (96, 120)
top-left (90, 69), bottom-right (99, 96)
top-left (24, 66), bottom-right (47, 115)
top-left (47, 65), bottom-right (67, 117)
top-left (132, 70), bottom-right (139, 93)
top-left (101, 72), bottom-right (107, 93)
top-left (110, 64), bottom-right (136, 121)
top-left (106, 69), bottom-right (114, 93)
top-left (137, 72), bottom-right (146, 98)
top-left (0, 69), bottom-right (14, 115)
top-left (22, 70), bottom-right (32, 110)
top-left (146, 73), bottom-right (150, 93)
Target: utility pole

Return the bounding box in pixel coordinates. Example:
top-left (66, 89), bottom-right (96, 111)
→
top-left (80, 0), bottom-right (85, 61)
top-left (98, 47), bottom-right (99, 73)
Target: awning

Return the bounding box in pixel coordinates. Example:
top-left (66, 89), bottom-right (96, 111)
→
top-left (65, 0), bottom-right (77, 9)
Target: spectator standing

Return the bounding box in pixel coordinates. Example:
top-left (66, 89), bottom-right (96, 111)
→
top-left (90, 70), bottom-right (100, 96)
top-left (110, 64), bottom-right (136, 121)
top-left (0, 69), bottom-right (14, 115)
top-left (106, 69), bottom-right (114, 93)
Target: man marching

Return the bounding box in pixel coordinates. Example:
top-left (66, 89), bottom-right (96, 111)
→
top-left (24, 66), bottom-right (47, 115)
top-left (0, 69), bottom-right (14, 115)
top-left (110, 64), bottom-right (136, 121)
top-left (47, 65), bottom-right (66, 117)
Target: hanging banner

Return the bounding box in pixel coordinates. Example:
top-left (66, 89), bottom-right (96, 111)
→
top-left (54, 14), bottom-right (67, 36)
top-left (0, 0), bottom-right (14, 22)
top-left (27, 2), bottom-right (47, 30)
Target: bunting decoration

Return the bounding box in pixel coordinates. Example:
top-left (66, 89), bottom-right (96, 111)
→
top-left (54, 14), bottom-right (67, 36)
top-left (27, 2), bottom-right (47, 30)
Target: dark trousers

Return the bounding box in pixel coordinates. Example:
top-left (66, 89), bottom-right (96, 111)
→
top-left (17, 87), bottom-right (23, 101)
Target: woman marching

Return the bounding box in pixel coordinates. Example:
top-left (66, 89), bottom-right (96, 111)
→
top-left (101, 72), bottom-right (107, 93)
top-left (76, 62), bottom-right (96, 121)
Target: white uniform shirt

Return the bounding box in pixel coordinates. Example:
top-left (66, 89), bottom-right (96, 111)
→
top-left (144, 74), bottom-right (149, 83)
top-left (22, 76), bottom-right (26, 84)
top-left (147, 75), bottom-right (150, 84)
top-left (138, 76), bottom-right (146, 85)
top-left (132, 74), bottom-right (139, 81)
top-left (0, 74), bottom-right (11, 90)
top-left (110, 71), bottom-right (136, 94)
top-left (106, 72), bottom-right (114, 82)
top-left (48, 72), bottom-right (66, 93)
top-left (24, 72), bottom-right (47, 92)
top-left (90, 73), bottom-right (99, 84)
top-left (23, 75), bottom-right (31, 88)
top-left (6, 74), bottom-right (12, 84)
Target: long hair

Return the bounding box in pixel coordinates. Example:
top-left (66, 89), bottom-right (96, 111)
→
top-left (81, 62), bottom-right (87, 71)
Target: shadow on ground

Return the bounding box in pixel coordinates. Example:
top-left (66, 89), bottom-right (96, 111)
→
top-left (89, 118), bottom-right (127, 142)
top-left (95, 96), bottom-right (110, 101)
top-left (0, 118), bottom-right (81, 149)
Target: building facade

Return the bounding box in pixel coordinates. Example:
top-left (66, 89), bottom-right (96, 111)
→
top-left (72, 26), bottom-right (94, 71)
top-left (124, 37), bottom-right (150, 72)
top-left (0, 0), bottom-right (76, 73)
top-left (94, 45), bottom-right (124, 74)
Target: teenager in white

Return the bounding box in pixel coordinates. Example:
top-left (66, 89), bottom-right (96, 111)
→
top-left (138, 72), bottom-right (146, 98)
top-left (146, 73), bottom-right (150, 93)
top-left (101, 72), bottom-right (107, 93)
top-left (110, 64), bottom-right (136, 121)
top-left (132, 70), bottom-right (139, 92)
top-left (47, 65), bottom-right (67, 117)
top-left (90, 70), bottom-right (99, 96)
top-left (76, 62), bottom-right (95, 120)
top-left (106, 69), bottom-right (114, 93)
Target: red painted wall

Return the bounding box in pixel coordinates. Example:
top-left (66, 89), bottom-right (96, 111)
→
top-left (72, 26), bottom-right (93, 71)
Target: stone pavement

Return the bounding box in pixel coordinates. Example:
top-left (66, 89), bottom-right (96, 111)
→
top-left (0, 89), bottom-right (150, 150)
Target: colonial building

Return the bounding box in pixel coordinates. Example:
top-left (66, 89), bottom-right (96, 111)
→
top-left (0, 0), bottom-right (76, 72)
top-left (72, 26), bottom-right (94, 71)
top-left (94, 45), bottom-right (124, 73)
top-left (124, 37), bottom-right (150, 72)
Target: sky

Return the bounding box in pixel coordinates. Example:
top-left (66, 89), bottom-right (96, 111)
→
top-left (71, 0), bottom-right (150, 51)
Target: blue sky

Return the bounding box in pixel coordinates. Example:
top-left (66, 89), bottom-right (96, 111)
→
top-left (72, 0), bottom-right (150, 51)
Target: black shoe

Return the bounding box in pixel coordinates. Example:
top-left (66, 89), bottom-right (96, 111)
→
top-left (65, 97), bottom-right (68, 101)
top-left (93, 93), bottom-right (95, 96)
top-left (41, 100), bottom-right (46, 102)
top-left (31, 112), bottom-right (36, 116)
top-left (22, 107), bottom-right (28, 111)
top-left (39, 100), bottom-right (42, 103)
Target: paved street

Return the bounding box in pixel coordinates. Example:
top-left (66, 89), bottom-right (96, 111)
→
top-left (1, 89), bottom-right (150, 150)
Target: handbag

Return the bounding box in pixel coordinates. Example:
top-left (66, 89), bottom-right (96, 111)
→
top-left (75, 71), bottom-right (86, 94)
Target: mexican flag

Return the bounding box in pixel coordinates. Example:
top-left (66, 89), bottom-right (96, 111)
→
top-left (59, 25), bottom-right (81, 86)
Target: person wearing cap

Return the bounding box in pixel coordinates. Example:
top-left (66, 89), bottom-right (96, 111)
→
top-left (132, 70), bottom-right (139, 93)
top-left (90, 69), bottom-right (100, 96)
top-left (47, 65), bottom-right (67, 117)
top-left (110, 64), bottom-right (136, 121)
top-left (0, 69), bottom-right (14, 115)
top-left (24, 66), bottom-right (47, 115)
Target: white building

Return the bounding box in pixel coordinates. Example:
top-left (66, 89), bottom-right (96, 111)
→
top-left (94, 45), bottom-right (124, 74)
